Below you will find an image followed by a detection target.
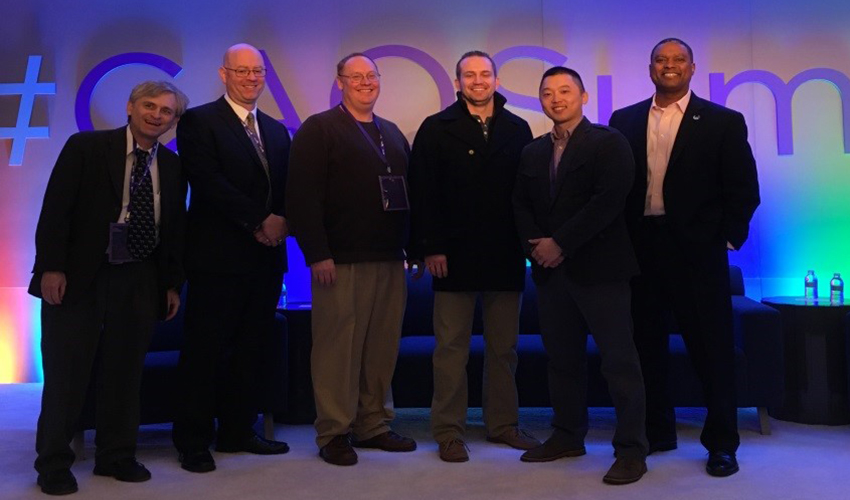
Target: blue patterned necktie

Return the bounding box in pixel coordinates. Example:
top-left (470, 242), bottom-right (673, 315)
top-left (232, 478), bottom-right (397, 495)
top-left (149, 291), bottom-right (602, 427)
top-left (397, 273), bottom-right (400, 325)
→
top-left (127, 148), bottom-right (156, 259)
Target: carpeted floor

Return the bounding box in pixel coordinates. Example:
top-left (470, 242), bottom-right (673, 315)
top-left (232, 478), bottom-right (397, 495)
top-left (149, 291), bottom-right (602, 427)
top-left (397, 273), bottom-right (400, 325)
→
top-left (2, 383), bottom-right (848, 500)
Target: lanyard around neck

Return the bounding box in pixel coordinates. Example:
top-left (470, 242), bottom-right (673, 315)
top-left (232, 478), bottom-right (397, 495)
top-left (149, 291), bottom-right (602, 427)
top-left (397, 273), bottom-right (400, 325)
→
top-left (338, 103), bottom-right (391, 173)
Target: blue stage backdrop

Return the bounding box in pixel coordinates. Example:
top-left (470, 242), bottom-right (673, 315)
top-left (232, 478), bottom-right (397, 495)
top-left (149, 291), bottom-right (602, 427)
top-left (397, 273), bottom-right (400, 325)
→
top-left (2, 0), bottom-right (848, 382)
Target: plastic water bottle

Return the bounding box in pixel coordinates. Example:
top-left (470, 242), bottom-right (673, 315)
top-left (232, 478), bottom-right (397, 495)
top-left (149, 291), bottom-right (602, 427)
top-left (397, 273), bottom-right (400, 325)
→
top-left (804, 270), bottom-right (818, 300)
top-left (277, 280), bottom-right (287, 309)
top-left (830, 273), bottom-right (844, 304)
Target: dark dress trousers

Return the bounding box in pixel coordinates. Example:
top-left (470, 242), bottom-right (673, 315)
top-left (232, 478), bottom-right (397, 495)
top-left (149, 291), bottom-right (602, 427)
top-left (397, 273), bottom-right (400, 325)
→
top-left (173, 97), bottom-right (290, 451)
top-left (29, 127), bottom-right (185, 473)
top-left (609, 93), bottom-right (760, 453)
top-left (513, 117), bottom-right (647, 458)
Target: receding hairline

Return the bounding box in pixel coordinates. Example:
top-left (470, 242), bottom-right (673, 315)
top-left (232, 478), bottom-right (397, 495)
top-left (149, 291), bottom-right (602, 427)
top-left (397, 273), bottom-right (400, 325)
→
top-left (337, 53), bottom-right (378, 76)
top-left (455, 51), bottom-right (497, 80)
top-left (223, 43), bottom-right (262, 66)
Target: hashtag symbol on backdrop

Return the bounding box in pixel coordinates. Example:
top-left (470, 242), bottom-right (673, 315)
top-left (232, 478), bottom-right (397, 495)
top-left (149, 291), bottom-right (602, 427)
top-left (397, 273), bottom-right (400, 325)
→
top-left (0, 56), bottom-right (56, 166)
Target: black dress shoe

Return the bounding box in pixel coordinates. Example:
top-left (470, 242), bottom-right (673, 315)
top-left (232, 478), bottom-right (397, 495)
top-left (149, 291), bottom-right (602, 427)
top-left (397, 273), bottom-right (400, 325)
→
top-left (216, 434), bottom-right (290, 455)
top-left (706, 451), bottom-right (739, 477)
top-left (179, 450), bottom-right (216, 473)
top-left (93, 457), bottom-right (151, 482)
top-left (520, 436), bottom-right (586, 463)
top-left (37, 469), bottom-right (78, 496)
top-left (320, 434), bottom-right (358, 466)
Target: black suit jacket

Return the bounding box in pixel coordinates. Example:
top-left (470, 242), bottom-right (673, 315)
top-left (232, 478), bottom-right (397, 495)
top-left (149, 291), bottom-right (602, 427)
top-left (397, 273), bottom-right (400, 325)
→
top-left (178, 97), bottom-right (290, 274)
top-left (513, 117), bottom-right (639, 285)
top-left (408, 93), bottom-right (533, 291)
top-left (608, 93), bottom-right (760, 249)
top-left (29, 127), bottom-right (185, 318)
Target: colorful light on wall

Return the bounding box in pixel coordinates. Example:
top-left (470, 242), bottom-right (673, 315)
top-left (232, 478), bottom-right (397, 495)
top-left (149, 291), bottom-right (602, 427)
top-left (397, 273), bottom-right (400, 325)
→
top-left (2, 0), bottom-right (849, 383)
top-left (0, 289), bottom-right (42, 383)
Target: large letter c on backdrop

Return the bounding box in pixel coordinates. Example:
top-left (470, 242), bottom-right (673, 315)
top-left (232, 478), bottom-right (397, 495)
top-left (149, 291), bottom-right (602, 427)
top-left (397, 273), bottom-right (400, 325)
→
top-left (75, 53), bottom-right (182, 132)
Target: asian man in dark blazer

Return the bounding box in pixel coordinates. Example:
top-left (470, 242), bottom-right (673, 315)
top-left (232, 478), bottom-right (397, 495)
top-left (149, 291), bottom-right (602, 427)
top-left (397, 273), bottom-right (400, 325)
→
top-left (513, 67), bottom-right (648, 485)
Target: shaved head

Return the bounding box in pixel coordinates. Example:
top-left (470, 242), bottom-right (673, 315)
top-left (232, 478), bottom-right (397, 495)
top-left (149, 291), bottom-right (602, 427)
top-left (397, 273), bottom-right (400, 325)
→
top-left (223, 43), bottom-right (262, 66)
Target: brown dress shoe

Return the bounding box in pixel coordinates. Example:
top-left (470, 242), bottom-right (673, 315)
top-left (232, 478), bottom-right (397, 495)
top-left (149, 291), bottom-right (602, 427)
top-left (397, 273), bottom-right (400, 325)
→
top-left (486, 427), bottom-right (542, 450)
top-left (352, 431), bottom-right (417, 452)
top-left (438, 438), bottom-right (469, 463)
top-left (520, 436), bottom-right (586, 463)
top-left (603, 457), bottom-right (647, 485)
top-left (320, 434), bottom-right (358, 466)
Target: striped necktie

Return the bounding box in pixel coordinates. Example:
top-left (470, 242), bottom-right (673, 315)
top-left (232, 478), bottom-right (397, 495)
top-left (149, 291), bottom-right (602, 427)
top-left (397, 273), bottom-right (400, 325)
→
top-left (244, 113), bottom-right (271, 208)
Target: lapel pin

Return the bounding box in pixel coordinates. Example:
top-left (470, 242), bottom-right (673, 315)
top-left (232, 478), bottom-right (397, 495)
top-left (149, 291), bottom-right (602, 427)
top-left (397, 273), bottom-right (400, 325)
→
top-left (693, 114), bottom-right (701, 120)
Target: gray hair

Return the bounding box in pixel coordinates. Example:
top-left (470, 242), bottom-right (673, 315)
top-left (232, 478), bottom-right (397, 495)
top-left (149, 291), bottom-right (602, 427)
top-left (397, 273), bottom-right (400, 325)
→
top-left (128, 80), bottom-right (189, 118)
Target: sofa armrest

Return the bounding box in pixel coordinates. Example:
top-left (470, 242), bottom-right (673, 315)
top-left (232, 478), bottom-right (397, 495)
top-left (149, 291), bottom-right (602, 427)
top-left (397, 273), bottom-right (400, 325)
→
top-left (731, 296), bottom-right (783, 407)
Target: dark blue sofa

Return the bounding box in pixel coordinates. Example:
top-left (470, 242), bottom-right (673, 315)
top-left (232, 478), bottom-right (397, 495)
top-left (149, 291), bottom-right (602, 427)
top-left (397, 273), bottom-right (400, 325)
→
top-left (392, 265), bottom-right (783, 434)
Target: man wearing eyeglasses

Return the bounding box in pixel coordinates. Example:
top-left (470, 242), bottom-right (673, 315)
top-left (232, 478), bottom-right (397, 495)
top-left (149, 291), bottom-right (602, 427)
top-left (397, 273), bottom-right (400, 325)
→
top-left (287, 53), bottom-right (416, 466)
top-left (172, 43), bottom-right (291, 473)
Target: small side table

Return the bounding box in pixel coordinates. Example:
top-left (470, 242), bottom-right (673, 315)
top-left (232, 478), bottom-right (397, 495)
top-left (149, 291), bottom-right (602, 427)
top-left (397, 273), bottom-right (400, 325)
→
top-left (276, 302), bottom-right (317, 425)
top-left (763, 296), bottom-right (850, 425)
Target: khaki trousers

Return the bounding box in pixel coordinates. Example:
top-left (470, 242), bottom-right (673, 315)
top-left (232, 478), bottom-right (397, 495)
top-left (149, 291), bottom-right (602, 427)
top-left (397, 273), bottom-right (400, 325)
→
top-left (430, 291), bottom-right (521, 442)
top-left (311, 261), bottom-right (406, 448)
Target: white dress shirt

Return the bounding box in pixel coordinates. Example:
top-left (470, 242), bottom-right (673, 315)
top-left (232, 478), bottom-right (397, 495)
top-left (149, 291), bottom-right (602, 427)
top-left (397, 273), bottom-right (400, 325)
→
top-left (224, 93), bottom-right (261, 146)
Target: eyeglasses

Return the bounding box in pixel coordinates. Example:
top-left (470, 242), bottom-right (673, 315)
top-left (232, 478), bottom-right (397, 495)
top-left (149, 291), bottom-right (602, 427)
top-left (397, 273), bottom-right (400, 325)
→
top-left (224, 67), bottom-right (267, 78)
top-left (337, 72), bottom-right (381, 84)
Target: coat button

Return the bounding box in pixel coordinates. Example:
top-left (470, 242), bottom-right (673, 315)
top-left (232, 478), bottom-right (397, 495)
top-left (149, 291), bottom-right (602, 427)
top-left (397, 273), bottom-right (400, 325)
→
top-left (468, 150), bottom-right (475, 155)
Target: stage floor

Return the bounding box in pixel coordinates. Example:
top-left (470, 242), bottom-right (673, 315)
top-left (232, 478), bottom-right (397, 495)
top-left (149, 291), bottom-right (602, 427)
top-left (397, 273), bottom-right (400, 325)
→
top-left (1, 383), bottom-right (848, 500)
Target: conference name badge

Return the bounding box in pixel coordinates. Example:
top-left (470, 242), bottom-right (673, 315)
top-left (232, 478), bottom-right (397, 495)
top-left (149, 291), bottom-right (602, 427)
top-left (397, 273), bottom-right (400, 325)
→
top-left (379, 175), bottom-right (409, 211)
top-left (107, 222), bottom-right (136, 264)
